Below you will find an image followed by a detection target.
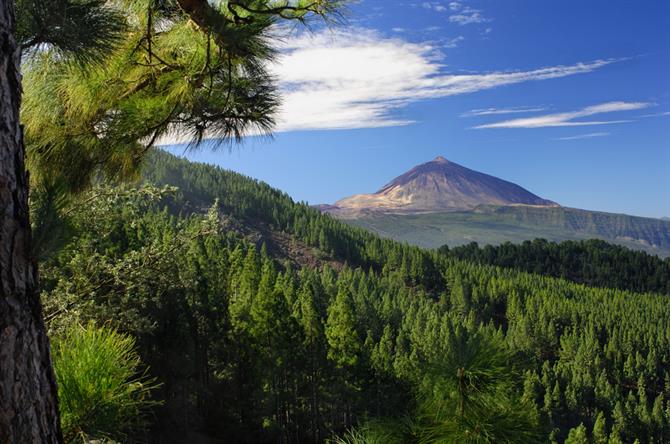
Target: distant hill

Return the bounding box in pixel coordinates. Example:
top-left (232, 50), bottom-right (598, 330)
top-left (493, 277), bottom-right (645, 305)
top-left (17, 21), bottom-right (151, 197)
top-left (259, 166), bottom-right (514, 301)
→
top-left (320, 156), bottom-right (670, 256)
top-left (346, 205), bottom-right (670, 257)
top-left (326, 156), bottom-right (557, 217)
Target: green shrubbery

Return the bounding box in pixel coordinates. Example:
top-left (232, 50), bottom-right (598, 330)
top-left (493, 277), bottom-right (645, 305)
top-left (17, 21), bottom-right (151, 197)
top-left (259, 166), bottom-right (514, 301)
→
top-left (52, 323), bottom-right (159, 443)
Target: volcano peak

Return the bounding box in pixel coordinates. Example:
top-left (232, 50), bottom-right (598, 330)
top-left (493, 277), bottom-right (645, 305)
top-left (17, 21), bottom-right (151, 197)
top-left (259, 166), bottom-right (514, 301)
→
top-left (328, 156), bottom-right (559, 215)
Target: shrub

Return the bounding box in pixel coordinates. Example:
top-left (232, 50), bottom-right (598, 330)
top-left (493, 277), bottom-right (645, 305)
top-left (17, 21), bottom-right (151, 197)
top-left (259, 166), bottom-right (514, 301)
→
top-left (52, 323), bottom-right (159, 442)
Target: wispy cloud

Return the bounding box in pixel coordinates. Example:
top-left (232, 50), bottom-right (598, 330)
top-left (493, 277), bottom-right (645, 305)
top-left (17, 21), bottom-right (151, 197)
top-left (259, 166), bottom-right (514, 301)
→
top-left (422, 1), bottom-right (448, 11)
top-left (473, 101), bottom-right (650, 129)
top-left (444, 1), bottom-right (490, 24)
top-left (461, 106), bottom-right (547, 117)
top-left (272, 29), bottom-right (619, 131)
top-left (641, 111), bottom-right (670, 118)
top-left (555, 132), bottom-right (610, 141)
top-left (444, 35), bottom-right (465, 48)
top-left (449, 6), bottom-right (491, 25)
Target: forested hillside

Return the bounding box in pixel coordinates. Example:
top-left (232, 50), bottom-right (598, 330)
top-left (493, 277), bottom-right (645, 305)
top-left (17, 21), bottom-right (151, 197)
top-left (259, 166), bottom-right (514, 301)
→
top-left (40, 151), bottom-right (670, 443)
top-left (440, 239), bottom-right (670, 295)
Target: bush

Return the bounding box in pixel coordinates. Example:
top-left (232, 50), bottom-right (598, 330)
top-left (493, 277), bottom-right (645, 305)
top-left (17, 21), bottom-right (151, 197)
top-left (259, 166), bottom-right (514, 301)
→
top-left (52, 323), bottom-right (159, 443)
top-left (328, 419), bottom-right (409, 444)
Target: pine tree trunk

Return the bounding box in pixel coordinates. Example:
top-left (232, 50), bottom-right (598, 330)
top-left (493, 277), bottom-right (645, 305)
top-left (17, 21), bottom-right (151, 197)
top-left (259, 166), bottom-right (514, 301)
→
top-left (0, 1), bottom-right (63, 442)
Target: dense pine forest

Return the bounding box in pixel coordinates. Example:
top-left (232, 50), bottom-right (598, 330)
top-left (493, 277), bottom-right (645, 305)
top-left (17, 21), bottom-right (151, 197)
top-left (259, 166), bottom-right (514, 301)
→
top-left (439, 239), bottom-right (670, 295)
top-left (39, 151), bottom-right (670, 443)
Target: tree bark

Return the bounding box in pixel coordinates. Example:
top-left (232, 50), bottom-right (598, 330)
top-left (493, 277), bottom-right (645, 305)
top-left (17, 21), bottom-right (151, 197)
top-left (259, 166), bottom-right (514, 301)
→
top-left (0, 0), bottom-right (63, 442)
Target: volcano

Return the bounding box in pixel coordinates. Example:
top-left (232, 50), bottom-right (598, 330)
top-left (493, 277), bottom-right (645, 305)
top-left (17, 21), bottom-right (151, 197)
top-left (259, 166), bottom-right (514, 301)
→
top-left (325, 156), bottom-right (558, 216)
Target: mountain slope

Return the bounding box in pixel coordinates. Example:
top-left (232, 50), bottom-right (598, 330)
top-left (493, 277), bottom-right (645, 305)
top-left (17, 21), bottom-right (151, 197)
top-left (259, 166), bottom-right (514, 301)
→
top-left (346, 205), bottom-right (670, 257)
top-left (328, 156), bottom-right (557, 216)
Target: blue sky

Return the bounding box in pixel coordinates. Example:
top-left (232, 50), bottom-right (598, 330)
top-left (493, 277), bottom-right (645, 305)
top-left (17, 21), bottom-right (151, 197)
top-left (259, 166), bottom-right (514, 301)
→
top-left (168, 0), bottom-right (670, 218)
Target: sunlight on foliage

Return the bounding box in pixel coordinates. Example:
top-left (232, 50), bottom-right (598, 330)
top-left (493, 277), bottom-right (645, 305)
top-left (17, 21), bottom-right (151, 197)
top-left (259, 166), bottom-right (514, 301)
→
top-left (19, 0), bottom-right (345, 195)
top-left (52, 323), bottom-right (160, 443)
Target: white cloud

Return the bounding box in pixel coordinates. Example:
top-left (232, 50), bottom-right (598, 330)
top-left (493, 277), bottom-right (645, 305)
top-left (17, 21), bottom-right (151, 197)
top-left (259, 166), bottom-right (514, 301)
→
top-left (449, 2), bottom-right (462, 11)
top-left (421, 2), bottom-right (448, 12)
top-left (555, 132), bottom-right (610, 141)
top-left (449, 7), bottom-right (490, 25)
top-left (271, 29), bottom-right (619, 132)
top-left (473, 101), bottom-right (650, 129)
top-left (461, 106), bottom-right (546, 117)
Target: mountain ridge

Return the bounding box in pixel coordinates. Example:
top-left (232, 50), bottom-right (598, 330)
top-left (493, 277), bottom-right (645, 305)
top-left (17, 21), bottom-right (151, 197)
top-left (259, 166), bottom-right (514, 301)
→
top-left (346, 205), bottom-right (670, 256)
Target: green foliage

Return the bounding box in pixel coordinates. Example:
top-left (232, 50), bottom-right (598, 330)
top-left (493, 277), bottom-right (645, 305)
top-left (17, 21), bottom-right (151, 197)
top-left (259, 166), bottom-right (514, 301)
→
top-left (593, 411), bottom-right (608, 444)
top-left (16, 0), bottom-right (127, 63)
top-left (52, 323), bottom-right (159, 443)
top-left (564, 423), bottom-right (589, 444)
top-left (442, 238), bottom-right (670, 294)
top-left (328, 420), bottom-right (409, 444)
top-left (326, 284), bottom-right (361, 368)
top-left (413, 331), bottom-right (542, 444)
top-left (40, 153), bottom-right (670, 442)
top-left (19, 0), bottom-right (345, 195)
top-left (30, 178), bottom-right (74, 262)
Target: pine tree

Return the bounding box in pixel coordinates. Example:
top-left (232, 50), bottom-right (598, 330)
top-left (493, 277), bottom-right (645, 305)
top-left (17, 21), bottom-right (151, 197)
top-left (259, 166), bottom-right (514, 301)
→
top-left (565, 423), bottom-right (588, 444)
top-left (610, 401), bottom-right (627, 443)
top-left (414, 331), bottom-right (543, 443)
top-left (593, 411), bottom-right (609, 444)
top-left (326, 283), bottom-right (361, 368)
top-left (21, 0), bottom-right (344, 193)
top-left (371, 324), bottom-right (395, 375)
top-left (651, 394), bottom-right (667, 442)
top-left (229, 247), bottom-right (260, 333)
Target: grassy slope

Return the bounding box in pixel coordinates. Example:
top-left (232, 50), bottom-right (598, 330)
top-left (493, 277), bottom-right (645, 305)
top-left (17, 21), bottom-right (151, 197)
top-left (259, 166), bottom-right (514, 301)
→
top-left (344, 205), bottom-right (670, 257)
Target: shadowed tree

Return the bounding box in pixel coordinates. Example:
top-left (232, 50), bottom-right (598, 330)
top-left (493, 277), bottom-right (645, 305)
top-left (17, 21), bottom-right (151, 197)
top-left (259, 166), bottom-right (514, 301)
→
top-left (0, 1), bottom-right (74, 441)
top-left (331, 330), bottom-right (543, 444)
